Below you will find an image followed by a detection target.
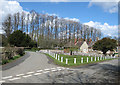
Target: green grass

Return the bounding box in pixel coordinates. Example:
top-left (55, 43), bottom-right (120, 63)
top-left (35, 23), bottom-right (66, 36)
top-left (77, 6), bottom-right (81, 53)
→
top-left (45, 53), bottom-right (116, 67)
top-left (2, 55), bottom-right (22, 65)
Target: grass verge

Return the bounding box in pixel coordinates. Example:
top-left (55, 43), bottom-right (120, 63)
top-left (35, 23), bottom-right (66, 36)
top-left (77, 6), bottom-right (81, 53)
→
top-left (44, 53), bottom-right (116, 67)
top-left (2, 55), bottom-right (22, 65)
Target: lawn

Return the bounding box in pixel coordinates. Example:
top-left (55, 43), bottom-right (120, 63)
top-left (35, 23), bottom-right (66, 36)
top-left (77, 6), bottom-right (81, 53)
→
top-left (45, 53), bottom-right (116, 67)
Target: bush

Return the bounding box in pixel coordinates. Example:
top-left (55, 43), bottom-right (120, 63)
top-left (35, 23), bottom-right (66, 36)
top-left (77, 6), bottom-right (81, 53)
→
top-left (2, 59), bottom-right (9, 65)
top-left (32, 47), bottom-right (39, 50)
top-left (16, 48), bottom-right (24, 56)
top-left (3, 47), bottom-right (14, 59)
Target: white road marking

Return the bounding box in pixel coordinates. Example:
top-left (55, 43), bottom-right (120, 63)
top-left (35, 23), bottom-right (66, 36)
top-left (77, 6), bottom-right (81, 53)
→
top-left (23, 75), bottom-right (32, 78)
top-left (27, 71), bottom-right (34, 74)
top-left (34, 73), bottom-right (42, 76)
top-left (2, 76), bottom-right (13, 79)
top-left (0, 80), bottom-right (5, 83)
top-left (16, 74), bottom-right (24, 76)
top-left (36, 70), bottom-right (43, 72)
top-left (9, 77), bottom-right (21, 81)
top-left (66, 68), bottom-right (69, 69)
top-left (57, 69), bottom-right (62, 71)
top-left (43, 71), bottom-right (50, 73)
top-left (51, 68), bottom-right (56, 70)
top-left (52, 69), bottom-right (57, 72)
top-left (44, 69), bottom-right (50, 71)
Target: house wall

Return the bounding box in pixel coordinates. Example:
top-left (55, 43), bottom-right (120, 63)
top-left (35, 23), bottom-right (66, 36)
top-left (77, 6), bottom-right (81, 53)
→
top-left (80, 41), bottom-right (88, 53)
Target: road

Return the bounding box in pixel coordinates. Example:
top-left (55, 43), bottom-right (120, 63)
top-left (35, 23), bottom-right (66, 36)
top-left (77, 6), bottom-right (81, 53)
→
top-left (1, 51), bottom-right (120, 84)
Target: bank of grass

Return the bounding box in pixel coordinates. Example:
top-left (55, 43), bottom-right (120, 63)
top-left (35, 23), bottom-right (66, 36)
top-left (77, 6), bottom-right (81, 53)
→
top-left (2, 55), bottom-right (22, 65)
top-left (45, 53), bottom-right (115, 67)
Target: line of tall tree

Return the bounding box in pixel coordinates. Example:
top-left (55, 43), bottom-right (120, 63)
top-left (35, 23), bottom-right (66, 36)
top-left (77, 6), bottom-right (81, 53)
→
top-left (2, 10), bottom-right (102, 48)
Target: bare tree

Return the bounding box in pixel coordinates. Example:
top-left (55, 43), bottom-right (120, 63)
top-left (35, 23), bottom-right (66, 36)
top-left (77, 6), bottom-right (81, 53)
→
top-left (16, 12), bottom-right (20, 30)
top-left (26, 13), bottom-right (29, 34)
top-left (2, 10), bottom-right (102, 48)
top-left (21, 12), bottom-right (25, 31)
top-left (13, 13), bottom-right (17, 31)
top-left (2, 14), bottom-right (12, 37)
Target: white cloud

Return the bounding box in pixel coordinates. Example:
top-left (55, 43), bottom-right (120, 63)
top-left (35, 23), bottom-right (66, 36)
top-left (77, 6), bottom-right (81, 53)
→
top-left (0, 0), bottom-right (30, 34)
top-left (0, 0), bottom-right (23, 22)
top-left (64, 17), bottom-right (80, 22)
top-left (88, 0), bottom-right (119, 13)
top-left (45, 13), bottom-right (59, 16)
top-left (84, 21), bottom-right (118, 37)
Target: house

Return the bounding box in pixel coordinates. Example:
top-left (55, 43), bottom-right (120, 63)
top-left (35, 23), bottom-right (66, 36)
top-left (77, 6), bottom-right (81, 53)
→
top-left (64, 38), bottom-right (96, 53)
top-left (79, 41), bottom-right (89, 53)
top-left (75, 39), bottom-right (88, 53)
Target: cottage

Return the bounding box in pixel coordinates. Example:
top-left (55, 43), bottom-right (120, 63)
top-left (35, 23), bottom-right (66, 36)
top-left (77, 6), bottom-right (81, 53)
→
top-left (64, 38), bottom-right (96, 53)
top-left (76, 40), bottom-right (89, 53)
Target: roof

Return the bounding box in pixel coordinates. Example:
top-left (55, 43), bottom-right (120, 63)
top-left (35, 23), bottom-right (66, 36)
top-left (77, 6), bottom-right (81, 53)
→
top-left (88, 41), bottom-right (95, 47)
top-left (64, 39), bottom-right (96, 48)
top-left (64, 41), bottom-right (77, 48)
top-left (76, 41), bottom-right (84, 47)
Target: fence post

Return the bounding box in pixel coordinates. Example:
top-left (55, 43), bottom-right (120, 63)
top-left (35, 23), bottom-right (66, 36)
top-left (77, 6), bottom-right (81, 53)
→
top-left (91, 57), bottom-right (93, 62)
top-left (95, 57), bottom-right (96, 61)
top-left (74, 58), bottom-right (76, 64)
top-left (81, 57), bottom-right (83, 63)
top-left (111, 55), bottom-right (112, 59)
top-left (66, 58), bottom-right (68, 64)
top-left (56, 54), bottom-right (57, 59)
top-left (114, 56), bottom-right (116, 58)
top-left (49, 50), bottom-right (50, 55)
top-left (105, 56), bottom-right (106, 60)
top-left (100, 55), bottom-right (102, 60)
top-left (87, 57), bottom-right (89, 63)
top-left (98, 57), bottom-right (99, 61)
top-left (58, 55), bottom-right (60, 61)
top-left (54, 53), bottom-right (55, 58)
top-left (61, 57), bottom-right (63, 62)
top-left (100, 56), bottom-right (102, 60)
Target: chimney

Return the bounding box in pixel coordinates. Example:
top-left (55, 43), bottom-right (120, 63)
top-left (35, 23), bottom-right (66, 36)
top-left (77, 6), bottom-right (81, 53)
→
top-left (89, 38), bottom-right (92, 44)
top-left (74, 38), bottom-right (77, 45)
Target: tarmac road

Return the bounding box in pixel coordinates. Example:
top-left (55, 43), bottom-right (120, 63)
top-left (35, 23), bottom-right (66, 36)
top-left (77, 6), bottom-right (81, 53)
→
top-left (1, 51), bottom-right (119, 84)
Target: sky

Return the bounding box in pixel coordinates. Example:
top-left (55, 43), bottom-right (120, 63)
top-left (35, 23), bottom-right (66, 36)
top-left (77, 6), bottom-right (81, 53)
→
top-left (0, 0), bottom-right (119, 38)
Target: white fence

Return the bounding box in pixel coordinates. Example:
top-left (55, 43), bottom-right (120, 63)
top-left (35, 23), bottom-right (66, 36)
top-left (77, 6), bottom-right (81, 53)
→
top-left (40, 50), bottom-right (116, 65)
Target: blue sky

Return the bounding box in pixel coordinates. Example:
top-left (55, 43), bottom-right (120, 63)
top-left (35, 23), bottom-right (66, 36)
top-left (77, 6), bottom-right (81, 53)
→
top-left (20, 2), bottom-right (117, 25)
top-left (0, 0), bottom-right (118, 37)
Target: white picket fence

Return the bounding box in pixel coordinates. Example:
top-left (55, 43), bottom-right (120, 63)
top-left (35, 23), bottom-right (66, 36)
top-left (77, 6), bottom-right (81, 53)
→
top-left (40, 50), bottom-right (116, 65)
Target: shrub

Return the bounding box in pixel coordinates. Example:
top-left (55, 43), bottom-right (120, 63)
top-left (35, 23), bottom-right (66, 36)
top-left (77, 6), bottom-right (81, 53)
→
top-left (16, 48), bottom-right (24, 56)
top-left (2, 59), bottom-right (9, 65)
top-left (31, 47), bottom-right (39, 51)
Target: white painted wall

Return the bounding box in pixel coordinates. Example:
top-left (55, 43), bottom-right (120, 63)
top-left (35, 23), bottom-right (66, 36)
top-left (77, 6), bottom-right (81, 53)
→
top-left (80, 41), bottom-right (88, 53)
